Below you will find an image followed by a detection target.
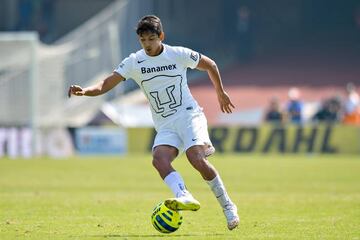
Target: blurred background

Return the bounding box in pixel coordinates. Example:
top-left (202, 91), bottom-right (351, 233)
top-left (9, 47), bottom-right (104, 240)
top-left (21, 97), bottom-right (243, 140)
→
top-left (0, 0), bottom-right (359, 157)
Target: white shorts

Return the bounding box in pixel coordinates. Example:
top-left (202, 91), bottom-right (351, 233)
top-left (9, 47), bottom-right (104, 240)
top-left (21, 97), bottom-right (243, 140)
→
top-left (152, 110), bottom-right (215, 156)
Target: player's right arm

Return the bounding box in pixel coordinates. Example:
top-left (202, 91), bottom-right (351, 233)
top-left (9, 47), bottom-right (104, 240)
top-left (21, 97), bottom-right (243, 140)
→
top-left (68, 72), bottom-right (125, 97)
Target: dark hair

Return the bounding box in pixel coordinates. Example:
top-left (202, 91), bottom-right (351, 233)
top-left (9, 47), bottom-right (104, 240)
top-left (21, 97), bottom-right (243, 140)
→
top-left (136, 15), bottom-right (163, 36)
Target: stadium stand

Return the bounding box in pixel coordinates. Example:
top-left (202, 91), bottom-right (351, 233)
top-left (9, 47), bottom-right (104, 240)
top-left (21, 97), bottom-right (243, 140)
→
top-left (1, 0), bottom-right (359, 128)
top-left (0, 0), bottom-right (154, 128)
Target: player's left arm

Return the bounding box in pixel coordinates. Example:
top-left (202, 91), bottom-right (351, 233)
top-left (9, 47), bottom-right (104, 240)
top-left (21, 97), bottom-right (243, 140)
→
top-left (196, 55), bottom-right (235, 113)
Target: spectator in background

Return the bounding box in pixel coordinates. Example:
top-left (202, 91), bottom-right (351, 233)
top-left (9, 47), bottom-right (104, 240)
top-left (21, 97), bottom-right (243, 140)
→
top-left (264, 97), bottom-right (284, 123)
top-left (343, 82), bottom-right (360, 125)
top-left (312, 97), bottom-right (341, 123)
top-left (38, 0), bottom-right (57, 43)
top-left (15, 0), bottom-right (34, 31)
top-left (286, 87), bottom-right (303, 124)
top-left (344, 82), bottom-right (359, 115)
top-left (235, 5), bottom-right (253, 63)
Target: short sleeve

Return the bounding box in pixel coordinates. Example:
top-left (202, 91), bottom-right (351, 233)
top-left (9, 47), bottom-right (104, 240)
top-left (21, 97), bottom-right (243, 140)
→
top-left (179, 47), bottom-right (201, 69)
top-left (114, 54), bottom-right (136, 79)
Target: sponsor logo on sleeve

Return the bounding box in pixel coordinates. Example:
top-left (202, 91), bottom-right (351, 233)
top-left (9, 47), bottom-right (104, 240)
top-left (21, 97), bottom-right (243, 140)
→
top-left (190, 52), bottom-right (198, 62)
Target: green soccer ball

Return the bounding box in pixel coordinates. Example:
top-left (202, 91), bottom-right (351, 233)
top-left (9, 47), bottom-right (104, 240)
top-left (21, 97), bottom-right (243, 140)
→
top-left (151, 201), bottom-right (183, 233)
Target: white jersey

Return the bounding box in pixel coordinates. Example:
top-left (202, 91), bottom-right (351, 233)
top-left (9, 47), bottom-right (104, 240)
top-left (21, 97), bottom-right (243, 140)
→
top-left (114, 44), bottom-right (202, 130)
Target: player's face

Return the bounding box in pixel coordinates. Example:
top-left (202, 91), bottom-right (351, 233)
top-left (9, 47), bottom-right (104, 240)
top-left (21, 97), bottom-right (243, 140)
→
top-left (138, 32), bottom-right (164, 56)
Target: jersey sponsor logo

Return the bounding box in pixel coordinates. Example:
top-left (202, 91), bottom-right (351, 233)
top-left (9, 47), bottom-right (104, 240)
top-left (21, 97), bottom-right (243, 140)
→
top-left (141, 64), bottom-right (177, 74)
top-left (137, 59), bottom-right (146, 64)
top-left (190, 52), bottom-right (198, 62)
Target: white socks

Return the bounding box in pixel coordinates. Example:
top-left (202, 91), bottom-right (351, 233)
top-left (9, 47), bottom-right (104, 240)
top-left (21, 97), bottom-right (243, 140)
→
top-left (207, 175), bottom-right (233, 209)
top-left (164, 171), bottom-right (189, 198)
top-left (164, 171), bottom-right (233, 209)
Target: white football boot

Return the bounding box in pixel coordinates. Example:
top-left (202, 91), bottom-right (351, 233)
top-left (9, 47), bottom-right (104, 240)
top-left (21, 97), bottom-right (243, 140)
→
top-left (224, 203), bottom-right (240, 230)
top-left (164, 194), bottom-right (201, 211)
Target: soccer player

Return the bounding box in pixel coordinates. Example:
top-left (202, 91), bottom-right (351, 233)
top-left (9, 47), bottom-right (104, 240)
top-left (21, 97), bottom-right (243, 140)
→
top-left (68, 15), bottom-right (239, 230)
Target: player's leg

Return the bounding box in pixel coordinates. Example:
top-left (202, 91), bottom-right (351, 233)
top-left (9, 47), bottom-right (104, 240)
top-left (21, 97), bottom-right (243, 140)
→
top-left (185, 145), bottom-right (216, 181)
top-left (152, 145), bottom-right (178, 180)
top-left (182, 112), bottom-right (239, 230)
top-left (153, 146), bottom-right (200, 211)
top-left (152, 131), bottom-right (200, 211)
top-left (186, 146), bottom-right (239, 230)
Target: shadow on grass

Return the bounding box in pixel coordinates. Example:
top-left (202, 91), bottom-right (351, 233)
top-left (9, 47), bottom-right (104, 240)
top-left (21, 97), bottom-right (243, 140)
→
top-left (89, 233), bottom-right (225, 238)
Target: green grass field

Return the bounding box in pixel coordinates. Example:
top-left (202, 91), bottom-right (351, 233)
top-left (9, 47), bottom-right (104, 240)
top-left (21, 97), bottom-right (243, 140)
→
top-left (0, 154), bottom-right (359, 239)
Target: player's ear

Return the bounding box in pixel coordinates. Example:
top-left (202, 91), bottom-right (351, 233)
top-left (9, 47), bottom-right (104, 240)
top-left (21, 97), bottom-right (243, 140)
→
top-left (159, 32), bottom-right (165, 41)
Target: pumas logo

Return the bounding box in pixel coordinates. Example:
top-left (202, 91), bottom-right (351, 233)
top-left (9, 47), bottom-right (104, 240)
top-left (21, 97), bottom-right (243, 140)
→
top-left (141, 64), bottom-right (177, 74)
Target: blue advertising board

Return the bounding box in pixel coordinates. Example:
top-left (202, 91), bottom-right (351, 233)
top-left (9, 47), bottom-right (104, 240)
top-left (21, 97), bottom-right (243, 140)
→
top-left (75, 127), bottom-right (127, 155)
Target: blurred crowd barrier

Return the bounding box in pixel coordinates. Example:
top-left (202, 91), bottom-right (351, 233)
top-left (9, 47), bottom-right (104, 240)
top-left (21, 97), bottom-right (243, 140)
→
top-left (0, 127), bottom-right (73, 158)
top-left (127, 125), bottom-right (360, 155)
top-left (1, 124), bottom-right (359, 158)
top-left (0, 127), bottom-right (126, 158)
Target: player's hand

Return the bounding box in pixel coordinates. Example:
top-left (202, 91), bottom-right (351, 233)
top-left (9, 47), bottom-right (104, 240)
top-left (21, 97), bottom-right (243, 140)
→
top-left (217, 91), bottom-right (235, 113)
top-left (68, 85), bottom-right (85, 98)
